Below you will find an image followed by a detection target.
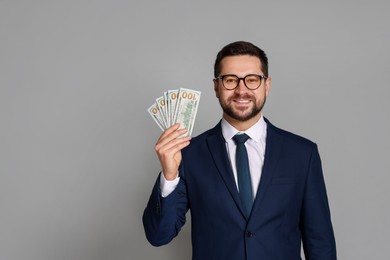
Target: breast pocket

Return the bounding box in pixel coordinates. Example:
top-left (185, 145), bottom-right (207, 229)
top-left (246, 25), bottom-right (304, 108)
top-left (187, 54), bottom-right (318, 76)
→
top-left (271, 177), bottom-right (303, 185)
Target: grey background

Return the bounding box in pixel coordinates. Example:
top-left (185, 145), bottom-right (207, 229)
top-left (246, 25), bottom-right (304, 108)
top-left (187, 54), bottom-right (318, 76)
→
top-left (1, 0), bottom-right (389, 259)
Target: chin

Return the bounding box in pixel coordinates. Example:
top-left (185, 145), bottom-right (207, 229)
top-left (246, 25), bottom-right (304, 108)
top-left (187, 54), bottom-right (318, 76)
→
top-left (220, 98), bottom-right (264, 122)
top-left (229, 111), bottom-right (258, 122)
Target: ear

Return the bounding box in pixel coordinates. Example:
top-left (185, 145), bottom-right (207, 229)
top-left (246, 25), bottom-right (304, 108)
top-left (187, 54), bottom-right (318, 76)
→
top-left (264, 77), bottom-right (271, 97)
top-left (213, 79), bottom-right (220, 98)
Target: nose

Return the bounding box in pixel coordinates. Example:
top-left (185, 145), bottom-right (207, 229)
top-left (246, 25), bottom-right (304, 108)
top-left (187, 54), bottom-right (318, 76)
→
top-left (234, 78), bottom-right (247, 93)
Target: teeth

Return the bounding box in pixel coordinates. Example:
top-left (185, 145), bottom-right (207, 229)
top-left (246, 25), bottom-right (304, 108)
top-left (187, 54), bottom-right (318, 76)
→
top-left (236, 100), bottom-right (250, 103)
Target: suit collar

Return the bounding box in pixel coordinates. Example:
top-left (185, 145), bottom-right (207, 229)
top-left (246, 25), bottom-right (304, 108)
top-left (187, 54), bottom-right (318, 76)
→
top-left (220, 116), bottom-right (267, 143)
top-left (250, 118), bottom-right (284, 220)
top-left (206, 122), bottom-right (246, 217)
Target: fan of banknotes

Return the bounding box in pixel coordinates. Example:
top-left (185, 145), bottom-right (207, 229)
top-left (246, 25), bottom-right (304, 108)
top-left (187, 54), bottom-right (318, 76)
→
top-left (147, 88), bottom-right (201, 136)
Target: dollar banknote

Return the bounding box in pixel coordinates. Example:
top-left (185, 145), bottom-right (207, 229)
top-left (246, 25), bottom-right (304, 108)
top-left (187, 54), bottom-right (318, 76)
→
top-left (147, 88), bottom-right (201, 136)
top-left (147, 102), bottom-right (165, 131)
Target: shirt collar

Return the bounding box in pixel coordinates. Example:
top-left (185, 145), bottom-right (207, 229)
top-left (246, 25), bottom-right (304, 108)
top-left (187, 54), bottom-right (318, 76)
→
top-left (221, 115), bottom-right (267, 143)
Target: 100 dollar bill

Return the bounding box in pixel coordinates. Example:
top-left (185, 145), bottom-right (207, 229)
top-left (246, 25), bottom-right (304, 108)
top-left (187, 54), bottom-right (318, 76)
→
top-left (174, 88), bottom-right (201, 136)
top-left (147, 88), bottom-right (201, 136)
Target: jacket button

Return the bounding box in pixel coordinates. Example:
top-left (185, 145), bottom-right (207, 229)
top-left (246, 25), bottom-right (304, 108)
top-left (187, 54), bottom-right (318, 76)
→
top-left (245, 231), bottom-right (254, 237)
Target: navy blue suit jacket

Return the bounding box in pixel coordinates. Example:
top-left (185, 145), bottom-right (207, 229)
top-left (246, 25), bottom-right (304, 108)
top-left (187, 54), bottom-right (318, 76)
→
top-left (143, 119), bottom-right (336, 259)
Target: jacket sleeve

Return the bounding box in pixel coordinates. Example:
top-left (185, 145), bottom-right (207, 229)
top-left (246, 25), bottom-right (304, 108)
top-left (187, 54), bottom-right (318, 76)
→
top-left (301, 144), bottom-right (337, 259)
top-left (142, 172), bottom-right (188, 246)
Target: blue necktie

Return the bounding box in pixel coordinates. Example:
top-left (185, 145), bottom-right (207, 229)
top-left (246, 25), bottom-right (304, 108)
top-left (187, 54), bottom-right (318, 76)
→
top-left (233, 134), bottom-right (253, 217)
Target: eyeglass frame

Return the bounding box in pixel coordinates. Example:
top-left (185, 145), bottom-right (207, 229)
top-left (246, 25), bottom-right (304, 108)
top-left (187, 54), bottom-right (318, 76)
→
top-left (214, 74), bottom-right (268, 90)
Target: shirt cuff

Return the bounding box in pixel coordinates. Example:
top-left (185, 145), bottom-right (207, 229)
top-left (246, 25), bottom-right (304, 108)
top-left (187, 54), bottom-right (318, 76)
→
top-left (160, 172), bottom-right (180, 198)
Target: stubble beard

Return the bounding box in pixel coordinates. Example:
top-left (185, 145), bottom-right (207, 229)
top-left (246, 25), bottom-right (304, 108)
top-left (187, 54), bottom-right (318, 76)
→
top-left (219, 94), bottom-right (266, 122)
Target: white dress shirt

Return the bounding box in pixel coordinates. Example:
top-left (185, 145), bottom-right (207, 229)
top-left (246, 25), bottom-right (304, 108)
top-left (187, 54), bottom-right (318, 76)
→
top-left (160, 116), bottom-right (267, 198)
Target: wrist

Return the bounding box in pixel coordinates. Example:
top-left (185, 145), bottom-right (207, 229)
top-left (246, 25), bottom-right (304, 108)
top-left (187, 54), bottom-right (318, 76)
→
top-left (163, 171), bottom-right (179, 181)
top-left (160, 172), bottom-right (180, 198)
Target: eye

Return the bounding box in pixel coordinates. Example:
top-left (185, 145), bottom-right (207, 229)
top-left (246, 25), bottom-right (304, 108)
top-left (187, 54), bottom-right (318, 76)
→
top-left (245, 75), bottom-right (260, 83)
top-left (224, 76), bottom-right (238, 83)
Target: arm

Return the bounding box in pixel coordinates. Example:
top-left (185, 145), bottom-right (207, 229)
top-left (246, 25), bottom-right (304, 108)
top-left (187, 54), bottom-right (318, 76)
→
top-left (142, 172), bottom-right (188, 246)
top-left (143, 124), bottom-right (191, 246)
top-left (301, 145), bottom-right (337, 259)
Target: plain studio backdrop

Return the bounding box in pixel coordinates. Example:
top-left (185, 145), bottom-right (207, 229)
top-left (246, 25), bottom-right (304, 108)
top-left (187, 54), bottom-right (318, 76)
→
top-left (1, 0), bottom-right (389, 259)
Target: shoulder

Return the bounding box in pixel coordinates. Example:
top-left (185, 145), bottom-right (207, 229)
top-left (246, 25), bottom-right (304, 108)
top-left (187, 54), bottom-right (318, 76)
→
top-left (265, 118), bottom-right (317, 150)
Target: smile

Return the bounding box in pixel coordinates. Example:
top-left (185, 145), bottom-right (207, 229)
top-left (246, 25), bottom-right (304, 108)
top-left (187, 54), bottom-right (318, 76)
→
top-left (234, 99), bottom-right (251, 104)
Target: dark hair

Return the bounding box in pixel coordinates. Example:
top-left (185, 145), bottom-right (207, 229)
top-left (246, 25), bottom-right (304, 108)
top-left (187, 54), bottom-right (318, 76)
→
top-left (214, 41), bottom-right (268, 78)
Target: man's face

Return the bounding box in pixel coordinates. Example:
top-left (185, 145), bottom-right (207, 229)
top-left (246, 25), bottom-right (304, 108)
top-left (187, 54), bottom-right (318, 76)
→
top-left (214, 55), bottom-right (271, 128)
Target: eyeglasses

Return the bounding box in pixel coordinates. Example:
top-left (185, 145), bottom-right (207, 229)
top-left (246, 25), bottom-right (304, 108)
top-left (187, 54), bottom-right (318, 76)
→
top-left (215, 74), bottom-right (268, 90)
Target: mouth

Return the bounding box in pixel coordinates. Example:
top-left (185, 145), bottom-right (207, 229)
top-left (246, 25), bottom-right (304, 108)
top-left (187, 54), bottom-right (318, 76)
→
top-left (232, 97), bottom-right (253, 106)
top-left (234, 99), bottom-right (251, 104)
top-left (231, 94), bottom-right (253, 105)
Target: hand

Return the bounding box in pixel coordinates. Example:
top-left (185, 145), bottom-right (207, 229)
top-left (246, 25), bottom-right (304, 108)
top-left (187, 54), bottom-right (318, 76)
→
top-left (155, 123), bottom-right (192, 180)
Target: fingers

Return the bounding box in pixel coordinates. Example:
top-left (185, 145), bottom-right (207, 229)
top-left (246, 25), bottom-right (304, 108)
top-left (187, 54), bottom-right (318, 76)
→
top-left (155, 125), bottom-right (191, 155)
top-left (157, 123), bottom-right (182, 142)
top-left (156, 123), bottom-right (189, 148)
top-left (154, 124), bottom-right (192, 178)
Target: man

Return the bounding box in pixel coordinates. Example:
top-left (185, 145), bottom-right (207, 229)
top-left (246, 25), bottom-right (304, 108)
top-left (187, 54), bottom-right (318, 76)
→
top-left (143, 41), bottom-right (336, 259)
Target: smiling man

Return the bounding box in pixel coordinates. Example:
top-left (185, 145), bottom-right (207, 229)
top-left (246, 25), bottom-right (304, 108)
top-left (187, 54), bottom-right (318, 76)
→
top-left (143, 41), bottom-right (337, 260)
top-left (214, 54), bottom-right (269, 130)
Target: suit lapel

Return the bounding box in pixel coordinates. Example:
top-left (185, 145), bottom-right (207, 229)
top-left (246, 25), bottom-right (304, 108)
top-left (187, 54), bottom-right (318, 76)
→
top-left (250, 120), bottom-right (284, 217)
top-left (206, 123), bottom-right (246, 217)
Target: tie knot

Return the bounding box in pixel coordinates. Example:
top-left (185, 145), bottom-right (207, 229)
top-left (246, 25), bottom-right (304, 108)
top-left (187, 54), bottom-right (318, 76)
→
top-left (233, 133), bottom-right (250, 144)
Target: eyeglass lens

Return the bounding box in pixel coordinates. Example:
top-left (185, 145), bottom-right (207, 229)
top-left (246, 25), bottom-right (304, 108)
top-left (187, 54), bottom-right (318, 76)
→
top-left (222, 75), bottom-right (262, 90)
